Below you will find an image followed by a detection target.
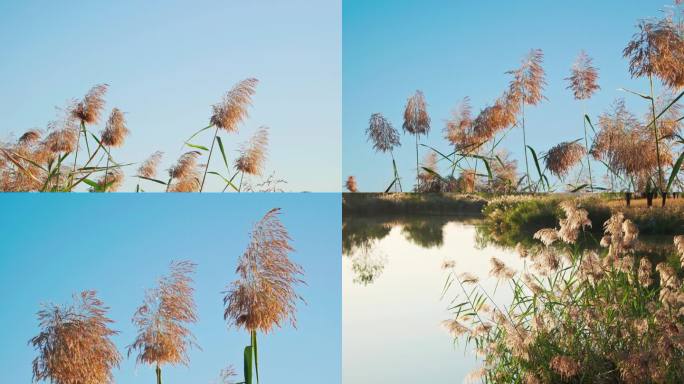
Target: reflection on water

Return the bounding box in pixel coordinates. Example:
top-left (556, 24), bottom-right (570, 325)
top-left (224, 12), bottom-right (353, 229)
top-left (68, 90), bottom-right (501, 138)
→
top-left (342, 214), bottom-right (675, 383)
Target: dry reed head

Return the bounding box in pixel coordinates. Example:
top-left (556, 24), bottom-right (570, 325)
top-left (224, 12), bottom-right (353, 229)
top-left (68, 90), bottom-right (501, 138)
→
top-left (210, 78), bottom-right (258, 132)
top-left (489, 257), bottom-right (515, 280)
top-left (491, 150), bottom-right (518, 193)
top-left (624, 16), bottom-right (684, 89)
top-left (101, 108), bottom-right (129, 148)
top-left (545, 141), bottom-right (586, 178)
top-left (549, 355), bottom-right (580, 379)
top-left (90, 168), bottom-right (124, 192)
top-left (30, 290), bottom-right (121, 384)
top-left (402, 90), bottom-right (431, 135)
top-left (443, 97), bottom-right (472, 145)
top-left (507, 49), bottom-right (546, 106)
top-left (128, 260), bottom-right (198, 367)
top-left (235, 126), bottom-right (268, 176)
top-left (44, 117), bottom-right (79, 154)
top-left (71, 84), bottom-right (108, 125)
top-left (18, 129), bottom-right (42, 146)
top-left (137, 151), bottom-right (163, 179)
top-left (223, 208), bottom-right (304, 333)
top-left (367, 113), bottom-right (401, 153)
top-left (566, 51), bottom-right (600, 100)
top-left (345, 175), bottom-right (358, 192)
top-left (169, 151), bottom-right (200, 180)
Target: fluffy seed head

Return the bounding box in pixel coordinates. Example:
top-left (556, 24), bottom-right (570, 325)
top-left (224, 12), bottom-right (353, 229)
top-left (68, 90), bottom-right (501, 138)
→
top-left (169, 151), bottom-right (200, 180)
top-left (29, 291), bottom-right (121, 384)
top-left (90, 169), bottom-right (124, 192)
top-left (507, 49), bottom-right (547, 106)
top-left (101, 108), bottom-right (129, 148)
top-left (444, 97), bottom-right (473, 145)
top-left (402, 90), bottom-right (430, 135)
top-left (223, 208), bottom-right (304, 333)
top-left (566, 51), bottom-right (600, 100)
top-left (545, 141), bottom-right (586, 178)
top-left (210, 78), bottom-right (258, 132)
top-left (367, 113), bottom-right (401, 153)
top-left (128, 260), bottom-right (198, 367)
top-left (489, 257), bottom-right (515, 280)
top-left (235, 126), bottom-right (268, 176)
top-left (71, 84), bottom-right (108, 125)
top-left (345, 176), bottom-right (358, 192)
top-left (44, 117), bottom-right (79, 154)
top-left (137, 151), bottom-right (163, 179)
top-left (549, 355), bottom-right (580, 379)
top-left (18, 129), bottom-right (42, 146)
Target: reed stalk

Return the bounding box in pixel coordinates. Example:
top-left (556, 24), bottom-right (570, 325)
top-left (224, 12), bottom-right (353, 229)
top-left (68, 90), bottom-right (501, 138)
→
top-left (199, 124), bottom-right (219, 192)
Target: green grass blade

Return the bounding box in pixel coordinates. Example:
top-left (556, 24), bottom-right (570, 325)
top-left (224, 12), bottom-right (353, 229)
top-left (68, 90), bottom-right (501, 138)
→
top-left (185, 143), bottom-right (209, 151)
top-left (666, 151), bottom-right (684, 193)
top-left (384, 178), bottom-right (397, 193)
top-left (216, 136), bottom-right (230, 171)
top-left (243, 345), bottom-right (253, 384)
top-left (135, 176), bottom-right (168, 185)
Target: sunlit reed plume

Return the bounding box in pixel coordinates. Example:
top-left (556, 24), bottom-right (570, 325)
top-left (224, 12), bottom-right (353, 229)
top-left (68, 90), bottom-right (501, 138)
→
top-left (30, 291), bottom-right (121, 384)
top-left (101, 108), bottom-right (129, 148)
top-left (674, 235), bottom-right (684, 267)
top-left (442, 319), bottom-right (469, 337)
top-left (128, 261), bottom-right (198, 371)
top-left (169, 151), bottom-right (201, 180)
top-left (489, 257), bottom-right (515, 280)
top-left (18, 129), bottom-right (42, 146)
top-left (210, 78), bottom-right (259, 132)
top-left (545, 141), bottom-right (586, 178)
top-left (90, 168), bottom-right (124, 192)
top-left (624, 16), bottom-right (684, 89)
top-left (444, 97), bottom-right (473, 146)
top-left (223, 208), bottom-right (304, 333)
top-left (402, 90), bottom-right (430, 135)
top-left (567, 51), bottom-right (600, 100)
top-left (507, 49), bottom-right (546, 106)
top-left (549, 355), bottom-right (580, 379)
top-left (235, 126), bottom-right (268, 176)
top-left (71, 84), bottom-right (108, 125)
top-left (137, 151), bottom-right (163, 179)
top-left (534, 228), bottom-right (559, 246)
top-left (45, 118), bottom-right (79, 154)
top-left (367, 113), bottom-right (401, 152)
top-left (345, 175), bottom-right (358, 192)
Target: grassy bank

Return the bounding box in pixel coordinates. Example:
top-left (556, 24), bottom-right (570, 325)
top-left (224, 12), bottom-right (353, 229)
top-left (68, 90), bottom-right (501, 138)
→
top-left (342, 193), bottom-right (488, 216)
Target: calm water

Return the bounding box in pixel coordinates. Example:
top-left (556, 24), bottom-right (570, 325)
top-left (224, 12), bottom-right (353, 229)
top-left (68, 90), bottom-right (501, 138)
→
top-left (342, 215), bottom-right (526, 383)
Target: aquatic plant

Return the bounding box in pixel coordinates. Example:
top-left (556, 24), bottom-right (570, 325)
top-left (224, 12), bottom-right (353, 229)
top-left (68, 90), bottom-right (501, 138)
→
top-left (403, 90), bottom-right (431, 187)
top-left (128, 260), bottom-right (198, 384)
top-left (223, 208), bottom-right (304, 384)
top-left (367, 113), bottom-right (402, 191)
top-left (29, 291), bottom-right (121, 384)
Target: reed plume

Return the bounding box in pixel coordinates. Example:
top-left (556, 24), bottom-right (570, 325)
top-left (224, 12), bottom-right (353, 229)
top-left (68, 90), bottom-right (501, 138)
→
top-left (18, 129), bottom-right (42, 146)
top-left (403, 90), bottom-right (431, 186)
top-left (235, 126), bottom-right (269, 177)
top-left (491, 150), bottom-right (518, 193)
top-left (101, 108), bottom-right (129, 148)
top-left (367, 113), bottom-right (402, 191)
top-left (137, 151), bottom-right (163, 179)
top-left (168, 151), bottom-right (201, 192)
top-left (128, 260), bottom-right (198, 383)
top-left (90, 168), bottom-right (124, 192)
top-left (210, 79), bottom-right (259, 132)
top-left (29, 290), bottom-right (121, 384)
top-left (444, 97), bottom-right (473, 146)
top-left (345, 175), bottom-right (358, 192)
top-left (71, 84), bottom-right (108, 125)
top-left (223, 208), bottom-right (304, 333)
top-left (566, 51), bottom-right (600, 100)
top-left (45, 118), bottom-right (79, 154)
top-left (507, 49), bottom-right (546, 189)
top-left (545, 141), bottom-right (586, 179)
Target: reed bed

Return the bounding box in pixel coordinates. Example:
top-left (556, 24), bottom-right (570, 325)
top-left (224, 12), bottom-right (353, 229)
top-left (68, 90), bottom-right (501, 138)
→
top-left (0, 79), bottom-right (286, 192)
top-left (443, 202), bottom-right (684, 383)
top-left (357, 2), bottom-right (684, 203)
top-left (28, 209), bottom-right (304, 384)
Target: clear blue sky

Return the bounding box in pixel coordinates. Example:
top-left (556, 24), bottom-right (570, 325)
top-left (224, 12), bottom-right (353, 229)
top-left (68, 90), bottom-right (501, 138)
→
top-left (343, 0), bottom-right (677, 191)
top-left (0, 194), bottom-right (341, 383)
top-left (0, 0), bottom-right (341, 192)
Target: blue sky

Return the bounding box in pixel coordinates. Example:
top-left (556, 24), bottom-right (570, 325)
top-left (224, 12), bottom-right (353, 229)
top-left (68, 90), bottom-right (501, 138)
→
top-left (0, 0), bottom-right (341, 192)
top-left (343, 0), bottom-right (678, 191)
top-left (0, 194), bottom-right (341, 383)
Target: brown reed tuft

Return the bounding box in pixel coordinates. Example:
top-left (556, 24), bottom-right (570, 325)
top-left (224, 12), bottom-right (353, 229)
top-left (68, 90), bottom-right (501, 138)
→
top-left (18, 129), bottom-right (42, 146)
top-left (235, 126), bottom-right (268, 176)
top-left (566, 51), bottom-right (600, 100)
top-left (137, 151), bottom-right (163, 179)
top-left (345, 175), bottom-right (358, 192)
top-left (29, 290), bottom-right (121, 384)
top-left (367, 113), bottom-right (401, 152)
top-left (101, 108), bottom-right (129, 148)
top-left (489, 257), bottom-right (515, 280)
top-left (624, 16), bottom-right (684, 89)
top-left (44, 118), bottom-right (79, 154)
top-left (549, 355), bottom-right (580, 379)
top-left (210, 78), bottom-right (258, 132)
top-left (402, 90), bottom-right (430, 135)
top-left (223, 208), bottom-right (304, 333)
top-left (507, 49), bottom-right (547, 106)
top-left (71, 84), bottom-right (109, 125)
top-left (443, 97), bottom-right (472, 145)
top-left (169, 151), bottom-right (201, 180)
top-left (545, 141), bottom-right (586, 178)
top-left (91, 168), bottom-right (124, 192)
top-left (128, 260), bottom-right (198, 368)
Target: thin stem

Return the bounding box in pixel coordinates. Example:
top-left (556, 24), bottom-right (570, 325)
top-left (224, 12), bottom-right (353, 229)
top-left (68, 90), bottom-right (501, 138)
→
top-left (238, 171), bottom-right (244, 193)
top-left (415, 134), bottom-right (419, 190)
top-left (391, 150), bottom-right (402, 192)
top-left (648, 75), bottom-right (665, 204)
top-left (103, 147), bottom-right (111, 192)
top-left (71, 121), bottom-right (84, 184)
top-left (199, 125), bottom-right (219, 192)
top-left (582, 102), bottom-right (594, 192)
top-left (156, 364), bottom-right (162, 384)
top-left (521, 99), bottom-right (531, 191)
